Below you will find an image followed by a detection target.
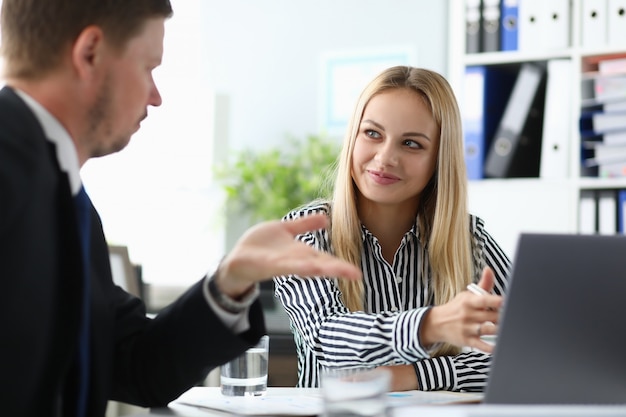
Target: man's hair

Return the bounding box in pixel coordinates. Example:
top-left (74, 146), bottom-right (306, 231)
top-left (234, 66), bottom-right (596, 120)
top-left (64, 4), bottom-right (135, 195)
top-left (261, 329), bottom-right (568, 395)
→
top-left (1, 0), bottom-right (173, 79)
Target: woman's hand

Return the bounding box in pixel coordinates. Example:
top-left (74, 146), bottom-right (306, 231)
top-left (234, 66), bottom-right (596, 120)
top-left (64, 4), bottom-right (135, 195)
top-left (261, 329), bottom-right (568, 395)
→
top-left (419, 267), bottom-right (503, 353)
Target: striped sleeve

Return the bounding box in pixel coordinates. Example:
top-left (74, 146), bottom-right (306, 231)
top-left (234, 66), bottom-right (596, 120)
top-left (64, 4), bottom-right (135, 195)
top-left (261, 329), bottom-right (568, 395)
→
top-left (275, 260), bottom-right (433, 367)
top-left (414, 351), bottom-right (492, 392)
top-left (276, 209), bottom-right (512, 389)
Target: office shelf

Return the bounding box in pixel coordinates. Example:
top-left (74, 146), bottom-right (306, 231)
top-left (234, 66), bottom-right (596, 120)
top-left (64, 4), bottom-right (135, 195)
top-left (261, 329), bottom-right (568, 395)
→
top-left (448, 0), bottom-right (626, 255)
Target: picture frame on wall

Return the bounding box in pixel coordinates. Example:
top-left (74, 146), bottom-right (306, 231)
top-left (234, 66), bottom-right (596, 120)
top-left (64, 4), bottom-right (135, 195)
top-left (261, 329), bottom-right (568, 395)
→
top-left (319, 46), bottom-right (417, 135)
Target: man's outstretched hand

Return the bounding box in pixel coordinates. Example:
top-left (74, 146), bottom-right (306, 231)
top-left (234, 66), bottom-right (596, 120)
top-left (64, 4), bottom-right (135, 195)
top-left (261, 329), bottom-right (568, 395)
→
top-left (214, 214), bottom-right (362, 299)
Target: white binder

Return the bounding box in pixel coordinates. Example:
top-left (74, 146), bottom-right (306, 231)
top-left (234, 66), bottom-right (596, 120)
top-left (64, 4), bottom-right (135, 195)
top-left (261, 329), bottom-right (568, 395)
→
top-left (607, 0), bottom-right (626, 46)
top-left (598, 189), bottom-right (618, 235)
top-left (520, 0), bottom-right (570, 51)
top-left (580, 0), bottom-right (608, 47)
top-left (542, 0), bottom-right (570, 49)
top-left (579, 190), bottom-right (597, 234)
top-left (540, 59), bottom-right (571, 179)
top-left (518, 0), bottom-right (544, 51)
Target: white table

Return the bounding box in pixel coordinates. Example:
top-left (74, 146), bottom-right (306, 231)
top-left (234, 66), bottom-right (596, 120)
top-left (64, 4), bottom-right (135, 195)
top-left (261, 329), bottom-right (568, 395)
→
top-left (123, 387), bottom-right (626, 417)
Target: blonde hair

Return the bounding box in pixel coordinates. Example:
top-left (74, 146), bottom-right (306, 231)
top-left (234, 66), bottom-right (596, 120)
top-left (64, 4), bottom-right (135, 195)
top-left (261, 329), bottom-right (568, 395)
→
top-left (330, 66), bottom-right (472, 357)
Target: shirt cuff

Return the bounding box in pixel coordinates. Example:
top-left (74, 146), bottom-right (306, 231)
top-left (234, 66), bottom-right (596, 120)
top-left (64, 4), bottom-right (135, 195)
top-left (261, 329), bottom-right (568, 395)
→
top-left (203, 275), bottom-right (259, 333)
top-left (393, 307), bottom-right (432, 362)
top-left (413, 355), bottom-right (456, 391)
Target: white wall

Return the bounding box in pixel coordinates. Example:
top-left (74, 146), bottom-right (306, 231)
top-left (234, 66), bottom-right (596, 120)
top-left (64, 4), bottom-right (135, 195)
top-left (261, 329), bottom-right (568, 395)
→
top-left (83, 0), bottom-right (224, 286)
top-left (199, 0), bottom-right (448, 152)
top-left (195, 1), bottom-right (450, 249)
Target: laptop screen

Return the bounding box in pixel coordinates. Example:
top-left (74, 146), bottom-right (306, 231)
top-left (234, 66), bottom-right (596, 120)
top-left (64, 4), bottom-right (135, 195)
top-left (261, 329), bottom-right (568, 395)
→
top-left (485, 233), bottom-right (626, 404)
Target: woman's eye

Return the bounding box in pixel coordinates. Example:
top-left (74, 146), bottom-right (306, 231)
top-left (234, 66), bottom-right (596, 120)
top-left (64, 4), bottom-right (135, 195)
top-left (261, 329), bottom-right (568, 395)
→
top-left (404, 139), bottom-right (421, 149)
top-left (365, 129), bottom-right (381, 139)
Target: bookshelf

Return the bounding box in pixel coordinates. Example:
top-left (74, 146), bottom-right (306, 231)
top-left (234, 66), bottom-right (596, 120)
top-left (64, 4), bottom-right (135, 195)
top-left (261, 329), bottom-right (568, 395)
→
top-left (448, 0), bottom-right (626, 257)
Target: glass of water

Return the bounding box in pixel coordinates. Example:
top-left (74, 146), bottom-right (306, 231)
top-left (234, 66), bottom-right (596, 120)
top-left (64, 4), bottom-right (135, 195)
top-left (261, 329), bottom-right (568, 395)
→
top-left (321, 367), bottom-right (391, 417)
top-left (220, 335), bottom-right (269, 396)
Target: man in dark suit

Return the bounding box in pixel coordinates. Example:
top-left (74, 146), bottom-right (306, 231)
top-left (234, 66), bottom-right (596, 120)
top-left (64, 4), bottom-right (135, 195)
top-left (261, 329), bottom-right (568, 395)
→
top-left (0, 1), bottom-right (361, 417)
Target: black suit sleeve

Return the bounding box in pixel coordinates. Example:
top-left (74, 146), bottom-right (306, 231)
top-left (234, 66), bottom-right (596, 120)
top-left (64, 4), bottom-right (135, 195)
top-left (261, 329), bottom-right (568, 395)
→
top-left (109, 278), bottom-right (266, 406)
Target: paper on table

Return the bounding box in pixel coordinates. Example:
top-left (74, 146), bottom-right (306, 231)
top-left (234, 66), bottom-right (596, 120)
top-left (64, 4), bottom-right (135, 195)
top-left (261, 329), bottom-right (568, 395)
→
top-left (173, 387), bottom-right (483, 416)
top-left (173, 387), bottom-right (323, 416)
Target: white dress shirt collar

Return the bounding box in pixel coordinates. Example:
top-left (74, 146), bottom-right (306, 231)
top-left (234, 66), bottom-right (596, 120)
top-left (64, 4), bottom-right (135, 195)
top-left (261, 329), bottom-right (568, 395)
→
top-left (13, 89), bottom-right (82, 195)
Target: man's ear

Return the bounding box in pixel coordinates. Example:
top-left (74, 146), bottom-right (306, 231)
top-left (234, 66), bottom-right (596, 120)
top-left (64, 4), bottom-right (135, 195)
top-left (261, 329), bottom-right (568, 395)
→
top-left (71, 25), bottom-right (105, 80)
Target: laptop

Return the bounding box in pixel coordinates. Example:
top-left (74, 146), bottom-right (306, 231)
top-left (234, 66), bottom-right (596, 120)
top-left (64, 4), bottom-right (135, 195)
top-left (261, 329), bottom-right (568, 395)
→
top-left (484, 233), bottom-right (626, 404)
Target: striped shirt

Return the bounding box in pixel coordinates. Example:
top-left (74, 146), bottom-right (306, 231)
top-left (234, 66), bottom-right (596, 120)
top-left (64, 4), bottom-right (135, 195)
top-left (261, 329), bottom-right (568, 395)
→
top-left (273, 202), bottom-right (511, 391)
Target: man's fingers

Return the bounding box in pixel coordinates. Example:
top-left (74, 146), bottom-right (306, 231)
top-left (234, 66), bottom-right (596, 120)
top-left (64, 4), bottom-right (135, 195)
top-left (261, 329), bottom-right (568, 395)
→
top-left (283, 214), bottom-right (328, 235)
top-left (274, 251), bottom-right (362, 282)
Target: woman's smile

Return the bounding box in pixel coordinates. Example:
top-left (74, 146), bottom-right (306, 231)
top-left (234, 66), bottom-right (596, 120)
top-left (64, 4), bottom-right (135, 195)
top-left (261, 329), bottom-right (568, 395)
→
top-left (367, 169), bottom-right (401, 185)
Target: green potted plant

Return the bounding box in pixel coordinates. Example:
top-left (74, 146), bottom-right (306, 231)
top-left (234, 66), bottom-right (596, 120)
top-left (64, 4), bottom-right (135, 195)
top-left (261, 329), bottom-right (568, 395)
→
top-left (215, 134), bottom-right (341, 222)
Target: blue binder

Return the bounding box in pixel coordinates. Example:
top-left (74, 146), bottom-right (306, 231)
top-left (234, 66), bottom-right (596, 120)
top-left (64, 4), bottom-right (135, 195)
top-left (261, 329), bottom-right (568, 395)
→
top-left (463, 65), bottom-right (517, 179)
top-left (619, 189), bottom-right (626, 233)
top-left (500, 0), bottom-right (519, 51)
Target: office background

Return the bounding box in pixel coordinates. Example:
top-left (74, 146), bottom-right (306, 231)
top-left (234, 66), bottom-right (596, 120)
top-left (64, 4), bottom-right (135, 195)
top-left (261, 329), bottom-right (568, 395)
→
top-left (79, 0), bottom-right (450, 288)
top-left (7, 1), bottom-right (625, 309)
top-left (3, 0), bottom-right (626, 415)
top-left (77, 3), bottom-right (449, 414)
top-left (78, 0), bottom-right (626, 295)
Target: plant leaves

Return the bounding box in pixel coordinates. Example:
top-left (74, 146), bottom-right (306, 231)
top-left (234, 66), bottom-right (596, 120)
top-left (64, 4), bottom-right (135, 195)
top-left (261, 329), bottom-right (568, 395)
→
top-left (214, 134), bottom-right (341, 221)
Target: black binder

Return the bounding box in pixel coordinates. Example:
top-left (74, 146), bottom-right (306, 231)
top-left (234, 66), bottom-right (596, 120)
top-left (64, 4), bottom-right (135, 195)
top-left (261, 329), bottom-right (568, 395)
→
top-left (480, 0), bottom-right (501, 52)
top-left (484, 62), bottom-right (547, 178)
top-left (466, 0), bottom-right (482, 53)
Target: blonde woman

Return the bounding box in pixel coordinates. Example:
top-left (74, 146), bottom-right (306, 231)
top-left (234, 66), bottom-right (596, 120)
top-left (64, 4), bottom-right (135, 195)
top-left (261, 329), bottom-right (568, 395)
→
top-left (274, 66), bottom-right (510, 392)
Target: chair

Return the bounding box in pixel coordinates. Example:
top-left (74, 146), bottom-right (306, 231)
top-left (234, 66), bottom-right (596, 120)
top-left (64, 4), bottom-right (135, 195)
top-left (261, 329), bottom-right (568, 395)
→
top-left (108, 245), bottom-right (142, 298)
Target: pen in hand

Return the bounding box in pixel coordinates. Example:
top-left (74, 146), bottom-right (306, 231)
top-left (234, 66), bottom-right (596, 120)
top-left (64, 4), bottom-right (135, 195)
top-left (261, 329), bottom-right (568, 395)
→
top-left (467, 283), bottom-right (498, 344)
top-left (466, 283), bottom-right (490, 296)
top-left (467, 283), bottom-right (501, 313)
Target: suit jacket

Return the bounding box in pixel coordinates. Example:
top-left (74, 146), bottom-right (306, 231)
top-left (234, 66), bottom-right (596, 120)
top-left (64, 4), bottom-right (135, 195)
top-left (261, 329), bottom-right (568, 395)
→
top-left (0, 86), bottom-right (266, 417)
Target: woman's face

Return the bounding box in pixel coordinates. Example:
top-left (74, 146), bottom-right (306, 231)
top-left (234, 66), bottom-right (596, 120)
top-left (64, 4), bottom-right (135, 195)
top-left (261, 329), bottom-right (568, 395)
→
top-left (351, 88), bottom-right (440, 212)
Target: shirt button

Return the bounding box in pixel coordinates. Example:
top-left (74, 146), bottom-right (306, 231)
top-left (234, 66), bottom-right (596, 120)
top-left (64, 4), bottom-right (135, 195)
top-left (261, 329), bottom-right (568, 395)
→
top-left (390, 307), bottom-right (399, 312)
top-left (396, 276), bottom-right (403, 283)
